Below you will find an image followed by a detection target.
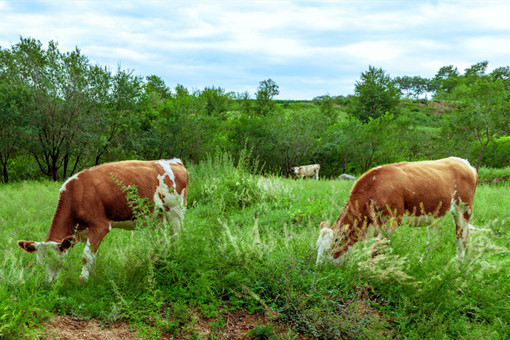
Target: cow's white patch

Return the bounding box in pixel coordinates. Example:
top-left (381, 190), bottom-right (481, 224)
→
top-left (60, 173), bottom-right (79, 192)
top-left (449, 157), bottom-right (477, 177)
top-left (449, 190), bottom-right (458, 211)
top-left (316, 227), bottom-right (349, 265)
top-left (316, 227), bottom-right (334, 264)
top-left (156, 160), bottom-right (178, 190)
top-left (154, 159), bottom-right (186, 231)
top-left (80, 240), bottom-right (96, 282)
top-left (450, 198), bottom-right (471, 261)
top-left (373, 176), bottom-right (376, 181)
top-left (34, 241), bottom-right (65, 282)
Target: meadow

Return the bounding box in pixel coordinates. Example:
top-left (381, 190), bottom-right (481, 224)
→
top-left (1, 154), bottom-right (509, 339)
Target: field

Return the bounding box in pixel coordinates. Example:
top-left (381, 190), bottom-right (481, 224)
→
top-left (1, 154), bottom-right (509, 339)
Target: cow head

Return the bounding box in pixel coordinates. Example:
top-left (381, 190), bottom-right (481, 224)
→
top-left (18, 236), bottom-right (74, 282)
top-left (315, 221), bottom-right (350, 265)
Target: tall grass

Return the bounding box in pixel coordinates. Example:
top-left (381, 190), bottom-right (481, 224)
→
top-left (0, 154), bottom-right (509, 338)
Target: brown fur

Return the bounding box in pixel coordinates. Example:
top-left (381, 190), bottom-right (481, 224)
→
top-left (18, 159), bottom-right (188, 256)
top-left (322, 157), bottom-right (478, 259)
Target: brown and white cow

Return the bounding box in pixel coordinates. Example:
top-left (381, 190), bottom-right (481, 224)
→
top-left (18, 159), bottom-right (188, 282)
top-left (316, 157), bottom-right (478, 264)
top-left (291, 164), bottom-right (320, 180)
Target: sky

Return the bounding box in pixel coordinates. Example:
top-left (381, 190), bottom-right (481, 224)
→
top-left (1, 0), bottom-right (510, 99)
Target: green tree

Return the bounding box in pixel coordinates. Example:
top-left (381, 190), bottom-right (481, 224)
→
top-left (394, 75), bottom-right (430, 98)
top-left (92, 67), bottom-right (143, 164)
top-left (236, 91), bottom-right (252, 114)
top-left (7, 38), bottom-right (95, 180)
top-left (431, 65), bottom-right (461, 96)
top-left (318, 117), bottom-right (364, 176)
top-left (269, 109), bottom-right (325, 175)
top-left (464, 61), bottom-right (488, 78)
top-left (318, 113), bottom-right (410, 175)
top-left (255, 78), bottom-right (279, 115)
top-left (441, 75), bottom-right (510, 170)
top-left (199, 86), bottom-right (232, 116)
top-left (1, 37), bottom-right (144, 180)
top-left (350, 66), bottom-right (400, 122)
top-left (313, 94), bottom-right (336, 120)
top-left (490, 66), bottom-right (510, 80)
top-left (0, 83), bottom-right (31, 183)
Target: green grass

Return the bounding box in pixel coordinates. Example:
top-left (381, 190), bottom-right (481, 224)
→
top-left (1, 155), bottom-right (509, 339)
top-left (478, 166), bottom-right (510, 184)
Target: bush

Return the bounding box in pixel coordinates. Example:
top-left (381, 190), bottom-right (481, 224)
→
top-left (481, 136), bottom-right (510, 168)
top-left (188, 150), bottom-right (262, 212)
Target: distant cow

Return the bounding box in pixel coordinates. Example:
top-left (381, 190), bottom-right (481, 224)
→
top-left (18, 159), bottom-right (188, 282)
top-left (291, 164), bottom-right (320, 180)
top-left (316, 157), bottom-right (478, 264)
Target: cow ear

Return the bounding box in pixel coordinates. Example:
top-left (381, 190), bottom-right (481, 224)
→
top-left (18, 240), bottom-right (37, 253)
top-left (59, 236), bottom-right (74, 252)
top-left (320, 221), bottom-right (330, 230)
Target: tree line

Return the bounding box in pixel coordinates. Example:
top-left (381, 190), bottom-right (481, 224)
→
top-left (1, 37), bottom-right (509, 183)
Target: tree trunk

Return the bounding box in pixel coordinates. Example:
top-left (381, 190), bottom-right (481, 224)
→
top-left (476, 125), bottom-right (491, 171)
top-left (477, 139), bottom-right (489, 171)
top-left (1, 163), bottom-right (8, 183)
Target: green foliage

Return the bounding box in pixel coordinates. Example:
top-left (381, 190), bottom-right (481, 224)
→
top-left (247, 323), bottom-right (275, 339)
top-left (478, 136), bottom-right (510, 168)
top-left (350, 66), bottom-right (401, 122)
top-left (255, 78), bottom-right (280, 115)
top-left (199, 86), bottom-right (233, 116)
top-left (431, 64), bottom-right (461, 95)
top-left (2, 37), bottom-right (510, 182)
top-left (0, 82), bottom-right (31, 183)
top-left (477, 166), bottom-right (510, 184)
top-left (189, 149), bottom-right (264, 212)
top-left (0, 37), bottom-right (144, 180)
top-left (2, 154), bottom-right (509, 338)
top-left (313, 94), bottom-right (336, 120)
top-left (229, 107), bottom-right (327, 176)
top-left (441, 72), bottom-right (510, 170)
top-left (393, 75), bottom-right (431, 98)
top-left (318, 113), bottom-right (411, 175)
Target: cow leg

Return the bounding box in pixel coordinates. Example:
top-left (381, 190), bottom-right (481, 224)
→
top-left (451, 201), bottom-right (472, 261)
top-left (79, 220), bottom-right (110, 282)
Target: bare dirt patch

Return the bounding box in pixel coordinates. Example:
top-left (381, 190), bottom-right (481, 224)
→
top-left (42, 316), bottom-right (138, 339)
top-left (429, 101), bottom-right (455, 114)
top-left (41, 310), bottom-right (296, 339)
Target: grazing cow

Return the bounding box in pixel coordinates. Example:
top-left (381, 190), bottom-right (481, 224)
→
top-left (291, 164), bottom-right (320, 180)
top-left (316, 157), bottom-right (478, 264)
top-left (18, 159), bottom-right (188, 282)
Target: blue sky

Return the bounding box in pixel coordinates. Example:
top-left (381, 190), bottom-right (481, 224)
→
top-left (1, 0), bottom-right (510, 99)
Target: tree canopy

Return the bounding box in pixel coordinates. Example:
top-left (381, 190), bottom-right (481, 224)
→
top-left (0, 37), bottom-right (509, 183)
top-left (350, 66), bottom-right (401, 122)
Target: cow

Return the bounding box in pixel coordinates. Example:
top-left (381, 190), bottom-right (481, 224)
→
top-left (291, 164), bottom-right (320, 180)
top-left (18, 159), bottom-right (188, 282)
top-left (316, 157), bottom-right (478, 265)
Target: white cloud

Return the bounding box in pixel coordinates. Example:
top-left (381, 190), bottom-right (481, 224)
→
top-left (1, 0), bottom-right (510, 98)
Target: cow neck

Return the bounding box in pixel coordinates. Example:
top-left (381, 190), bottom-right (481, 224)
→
top-left (331, 182), bottom-right (371, 243)
top-left (45, 192), bottom-right (76, 243)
